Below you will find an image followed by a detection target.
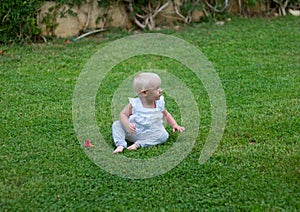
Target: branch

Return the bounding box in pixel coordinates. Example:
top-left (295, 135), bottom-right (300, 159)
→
top-left (202, 7), bottom-right (209, 17)
top-left (135, 18), bottom-right (146, 29)
top-left (84, 1), bottom-right (92, 31)
top-left (127, 1), bottom-right (146, 29)
top-left (73, 28), bottom-right (106, 41)
top-left (136, 13), bottom-right (146, 19)
top-left (1, 8), bottom-right (11, 24)
top-left (289, 8), bottom-right (300, 16)
top-left (273, 0), bottom-right (289, 16)
top-left (153, 1), bottom-right (170, 18)
top-left (174, 3), bottom-right (191, 23)
top-left (272, 0), bottom-right (288, 8)
top-left (174, 4), bottom-right (186, 20)
top-left (204, 0), bottom-right (229, 13)
top-left (101, 7), bottom-right (109, 29)
top-left (238, 0), bottom-right (242, 14)
top-left (283, 0), bottom-right (289, 8)
top-left (126, 0), bottom-right (169, 30)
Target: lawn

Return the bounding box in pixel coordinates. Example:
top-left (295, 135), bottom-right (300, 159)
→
top-left (0, 16), bottom-right (299, 211)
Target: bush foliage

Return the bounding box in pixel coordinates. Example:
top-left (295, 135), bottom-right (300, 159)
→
top-left (0, 0), bottom-right (43, 43)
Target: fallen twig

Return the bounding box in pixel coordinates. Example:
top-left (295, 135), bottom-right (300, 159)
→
top-left (72, 28), bottom-right (106, 42)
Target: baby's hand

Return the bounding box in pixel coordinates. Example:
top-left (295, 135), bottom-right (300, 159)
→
top-left (127, 123), bottom-right (136, 134)
top-left (172, 125), bottom-right (185, 133)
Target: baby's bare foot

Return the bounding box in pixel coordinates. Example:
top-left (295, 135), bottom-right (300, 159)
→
top-left (113, 146), bottom-right (125, 154)
top-left (127, 143), bottom-right (138, 151)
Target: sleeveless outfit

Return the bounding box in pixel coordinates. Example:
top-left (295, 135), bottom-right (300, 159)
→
top-left (112, 95), bottom-right (169, 148)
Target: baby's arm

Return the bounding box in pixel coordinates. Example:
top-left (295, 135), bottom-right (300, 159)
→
top-left (120, 103), bottom-right (136, 134)
top-left (162, 109), bottom-right (185, 133)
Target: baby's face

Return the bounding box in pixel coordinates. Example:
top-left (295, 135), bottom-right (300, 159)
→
top-left (146, 79), bottom-right (162, 100)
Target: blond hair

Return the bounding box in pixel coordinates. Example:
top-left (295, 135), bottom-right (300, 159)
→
top-left (133, 72), bottom-right (161, 94)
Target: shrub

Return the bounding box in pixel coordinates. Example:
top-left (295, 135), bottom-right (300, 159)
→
top-left (0, 0), bottom-right (44, 43)
top-left (0, 0), bottom-right (81, 44)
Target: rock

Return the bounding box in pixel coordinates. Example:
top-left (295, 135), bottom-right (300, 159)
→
top-left (215, 21), bottom-right (225, 25)
top-left (191, 10), bottom-right (204, 22)
top-left (39, 2), bottom-right (80, 37)
top-left (38, 1), bottom-right (131, 38)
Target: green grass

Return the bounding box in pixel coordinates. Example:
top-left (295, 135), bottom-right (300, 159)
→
top-left (1, 16), bottom-right (299, 211)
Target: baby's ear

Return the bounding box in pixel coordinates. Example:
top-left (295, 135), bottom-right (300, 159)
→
top-left (140, 90), bottom-right (147, 96)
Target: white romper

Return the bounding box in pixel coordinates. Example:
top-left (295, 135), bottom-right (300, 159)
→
top-left (112, 95), bottom-right (169, 148)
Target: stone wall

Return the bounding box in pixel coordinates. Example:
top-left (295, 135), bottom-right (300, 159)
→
top-left (39, 1), bottom-right (132, 38)
top-left (38, 0), bottom-right (206, 38)
top-left (38, 0), bottom-right (299, 38)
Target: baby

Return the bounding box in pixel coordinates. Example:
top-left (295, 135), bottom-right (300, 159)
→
top-left (112, 72), bottom-right (185, 153)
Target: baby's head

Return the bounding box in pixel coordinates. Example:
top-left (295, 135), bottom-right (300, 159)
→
top-left (133, 72), bottom-right (161, 95)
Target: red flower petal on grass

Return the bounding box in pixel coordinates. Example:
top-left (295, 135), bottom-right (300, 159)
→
top-left (85, 139), bottom-right (94, 147)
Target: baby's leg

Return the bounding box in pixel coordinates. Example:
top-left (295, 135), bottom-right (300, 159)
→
top-left (112, 121), bottom-right (127, 153)
top-left (136, 131), bottom-right (169, 148)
